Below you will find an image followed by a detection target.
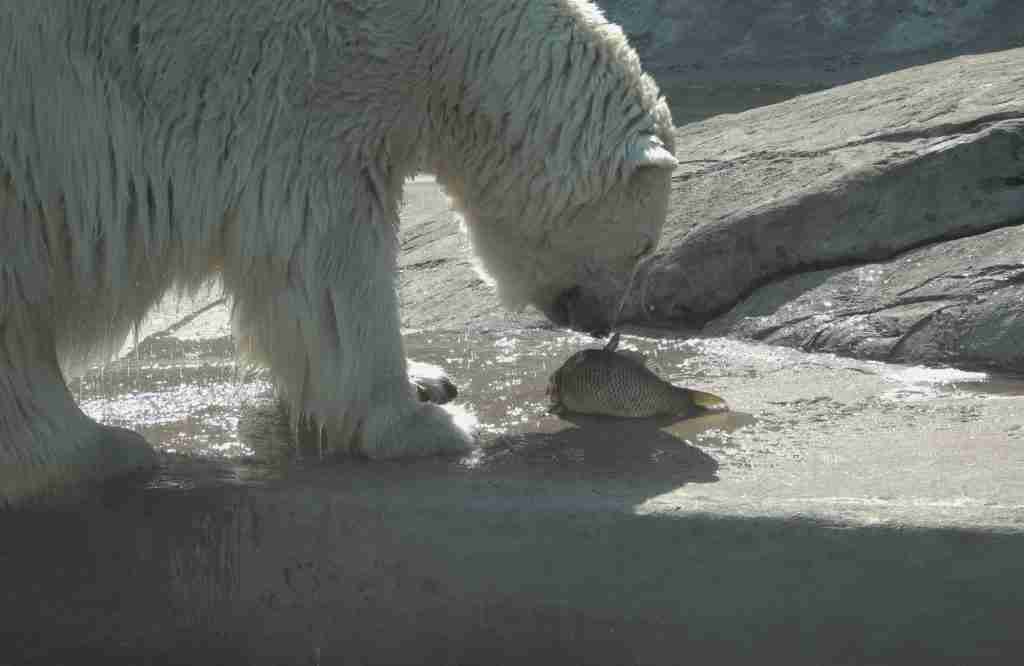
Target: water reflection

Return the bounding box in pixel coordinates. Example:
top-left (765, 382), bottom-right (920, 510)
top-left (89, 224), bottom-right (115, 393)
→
top-left (68, 325), bottom-right (754, 487)
top-left (478, 409), bottom-right (752, 483)
top-left (878, 364), bottom-right (1024, 402)
top-left (405, 329), bottom-right (736, 437)
top-left (68, 320), bottom-right (1024, 490)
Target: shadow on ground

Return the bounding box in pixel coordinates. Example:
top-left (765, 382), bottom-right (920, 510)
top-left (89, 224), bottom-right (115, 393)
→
top-left (25, 312), bottom-right (1024, 663)
top-left (480, 410), bottom-right (758, 486)
top-left (3, 463), bottom-right (1022, 665)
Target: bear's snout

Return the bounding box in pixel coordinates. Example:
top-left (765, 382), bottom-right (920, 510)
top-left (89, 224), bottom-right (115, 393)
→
top-left (547, 286), bottom-right (611, 338)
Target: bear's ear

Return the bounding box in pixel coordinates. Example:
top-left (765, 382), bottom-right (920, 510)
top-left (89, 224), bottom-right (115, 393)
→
top-left (625, 134), bottom-right (678, 170)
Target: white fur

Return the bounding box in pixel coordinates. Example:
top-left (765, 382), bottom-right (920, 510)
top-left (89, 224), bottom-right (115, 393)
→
top-left (0, 0), bottom-right (676, 503)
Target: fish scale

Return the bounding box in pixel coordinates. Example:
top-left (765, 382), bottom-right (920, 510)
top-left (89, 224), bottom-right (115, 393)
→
top-left (547, 333), bottom-right (728, 419)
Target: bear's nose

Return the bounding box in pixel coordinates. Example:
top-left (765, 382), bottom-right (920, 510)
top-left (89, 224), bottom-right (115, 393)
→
top-left (547, 286), bottom-right (611, 337)
top-left (543, 286), bottom-right (577, 327)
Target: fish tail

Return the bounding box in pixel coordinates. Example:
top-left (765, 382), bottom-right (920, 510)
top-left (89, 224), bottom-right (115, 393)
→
top-left (688, 389), bottom-right (729, 412)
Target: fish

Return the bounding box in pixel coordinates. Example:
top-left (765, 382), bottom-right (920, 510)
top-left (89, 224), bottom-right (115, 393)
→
top-left (546, 333), bottom-right (728, 418)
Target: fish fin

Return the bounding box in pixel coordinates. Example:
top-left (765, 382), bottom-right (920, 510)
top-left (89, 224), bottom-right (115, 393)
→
top-left (605, 332), bottom-right (647, 365)
top-left (689, 389), bottom-right (729, 412)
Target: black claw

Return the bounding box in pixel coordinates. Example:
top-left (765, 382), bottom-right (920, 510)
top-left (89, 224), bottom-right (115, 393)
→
top-left (414, 379), bottom-right (458, 404)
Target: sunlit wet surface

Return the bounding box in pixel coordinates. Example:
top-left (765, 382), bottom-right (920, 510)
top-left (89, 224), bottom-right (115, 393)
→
top-left (67, 295), bottom-right (1024, 500)
top-left (24, 278), bottom-right (1024, 663)
top-left (72, 319), bottom-right (760, 474)
top-left (54, 176), bottom-right (1024, 525)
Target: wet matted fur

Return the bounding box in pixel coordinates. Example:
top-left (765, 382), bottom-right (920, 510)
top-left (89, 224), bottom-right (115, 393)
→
top-left (0, 0), bottom-right (677, 502)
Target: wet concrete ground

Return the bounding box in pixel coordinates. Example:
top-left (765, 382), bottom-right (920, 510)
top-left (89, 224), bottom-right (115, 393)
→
top-left (70, 312), bottom-right (1024, 531)
top-left (66, 177), bottom-right (1024, 532)
top-left (5, 179), bottom-right (1024, 664)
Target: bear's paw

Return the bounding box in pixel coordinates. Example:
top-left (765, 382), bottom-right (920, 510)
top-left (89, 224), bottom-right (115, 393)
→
top-left (363, 402), bottom-right (475, 460)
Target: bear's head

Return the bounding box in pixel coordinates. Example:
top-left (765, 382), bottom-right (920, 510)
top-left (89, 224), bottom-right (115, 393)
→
top-left (464, 137), bottom-right (675, 336)
top-left (417, 0), bottom-right (679, 336)
top-left (443, 118), bottom-right (677, 337)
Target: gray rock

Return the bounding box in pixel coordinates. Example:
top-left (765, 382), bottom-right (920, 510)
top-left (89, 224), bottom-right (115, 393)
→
top-left (705, 225), bottom-right (1024, 371)
top-left (599, 0), bottom-right (1024, 124)
top-left (620, 47), bottom-right (1024, 371)
top-left (601, 0), bottom-right (1024, 77)
top-left (398, 49), bottom-right (1024, 372)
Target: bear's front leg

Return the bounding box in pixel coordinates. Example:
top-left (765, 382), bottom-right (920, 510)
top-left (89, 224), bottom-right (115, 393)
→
top-left (0, 322), bottom-right (156, 504)
top-left (0, 180), bottom-right (156, 504)
top-left (225, 197), bottom-right (473, 460)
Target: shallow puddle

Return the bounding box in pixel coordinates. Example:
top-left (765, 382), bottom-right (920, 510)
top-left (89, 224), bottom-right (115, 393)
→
top-left (72, 327), bottom-right (758, 464)
top-left (67, 311), bottom-right (1024, 487)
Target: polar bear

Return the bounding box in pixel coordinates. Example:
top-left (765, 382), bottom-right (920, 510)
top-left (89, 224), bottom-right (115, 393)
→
top-left (0, 0), bottom-right (677, 503)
